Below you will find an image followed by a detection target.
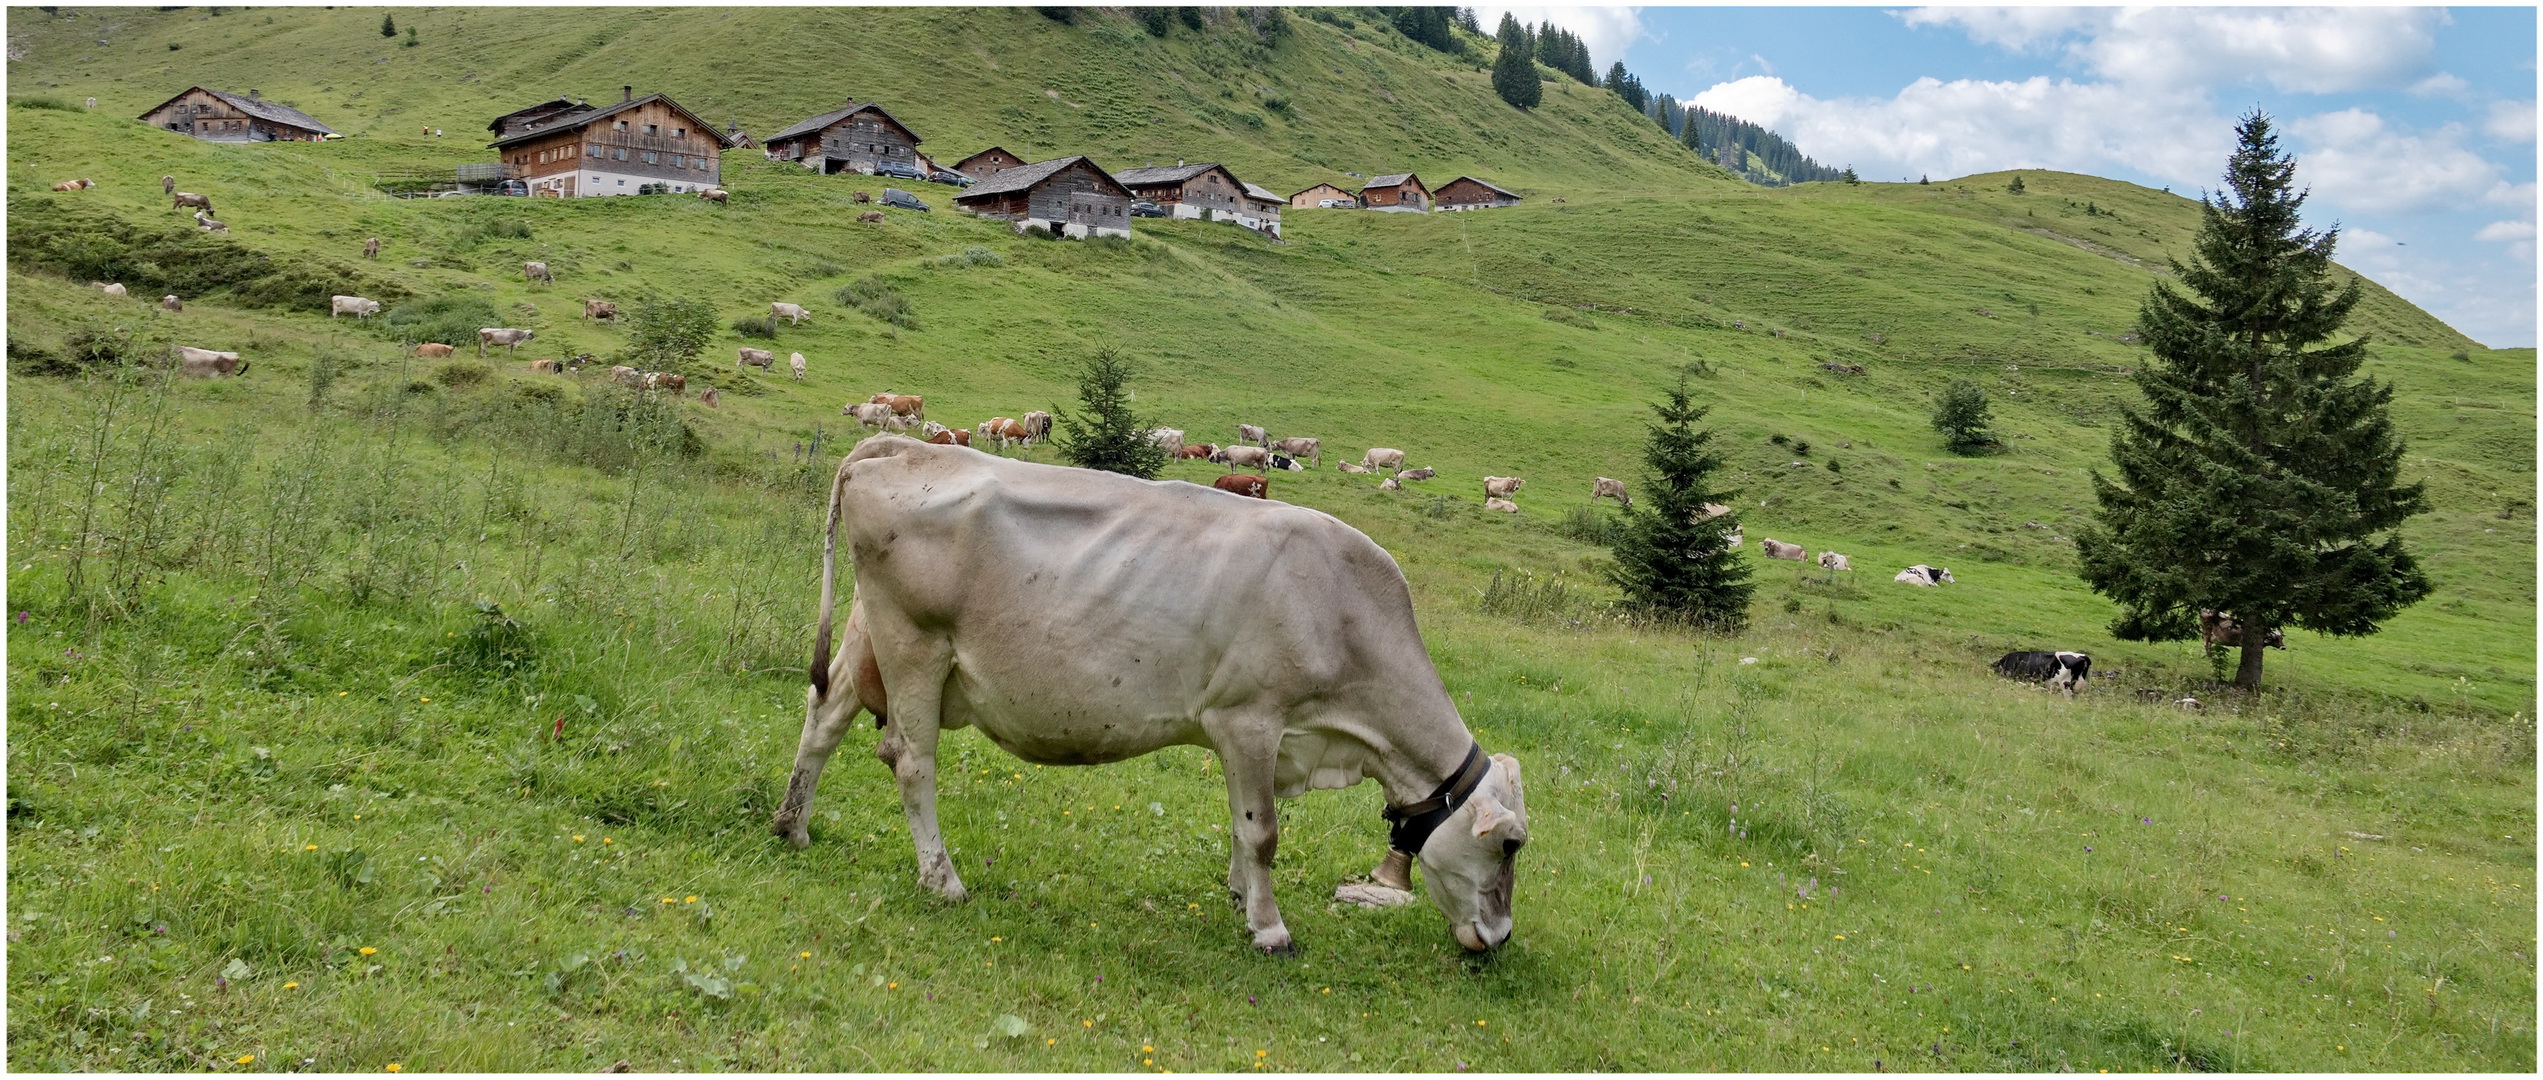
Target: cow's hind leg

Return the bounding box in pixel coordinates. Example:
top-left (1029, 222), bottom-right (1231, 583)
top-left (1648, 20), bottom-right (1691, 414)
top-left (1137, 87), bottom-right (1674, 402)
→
top-left (1206, 716), bottom-right (1293, 953)
top-left (875, 648), bottom-right (964, 901)
top-left (773, 681), bottom-right (864, 848)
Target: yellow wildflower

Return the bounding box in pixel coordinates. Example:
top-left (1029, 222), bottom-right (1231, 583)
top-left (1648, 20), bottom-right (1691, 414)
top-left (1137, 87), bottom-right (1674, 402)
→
top-left (358, 947), bottom-right (378, 956)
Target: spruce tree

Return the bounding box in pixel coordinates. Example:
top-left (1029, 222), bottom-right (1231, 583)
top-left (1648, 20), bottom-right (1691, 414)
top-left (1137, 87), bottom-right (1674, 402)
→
top-left (1053, 350), bottom-right (1172, 479)
top-left (1607, 375), bottom-right (1752, 629)
top-left (1491, 14), bottom-right (1540, 110)
top-left (1930, 378), bottom-right (1994, 453)
top-left (2076, 111), bottom-right (2430, 689)
top-left (380, 13), bottom-right (397, 37)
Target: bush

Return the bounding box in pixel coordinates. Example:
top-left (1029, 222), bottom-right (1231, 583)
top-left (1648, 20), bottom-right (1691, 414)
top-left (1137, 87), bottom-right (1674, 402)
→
top-left (1931, 378), bottom-right (1996, 454)
top-left (838, 277), bottom-right (918, 329)
top-left (729, 314), bottom-right (778, 339)
top-left (925, 246), bottom-right (1004, 269)
top-left (1139, 7), bottom-right (1171, 35)
top-left (458, 218), bottom-right (533, 245)
top-left (433, 360), bottom-right (492, 388)
top-left (1556, 505), bottom-right (1622, 546)
top-left (383, 294), bottom-right (503, 347)
top-left (12, 323), bottom-right (139, 377)
top-left (622, 294), bottom-right (719, 373)
top-left (10, 95), bottom-right (78, 111)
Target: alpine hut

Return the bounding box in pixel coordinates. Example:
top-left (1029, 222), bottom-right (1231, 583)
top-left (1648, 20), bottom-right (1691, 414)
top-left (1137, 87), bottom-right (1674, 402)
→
top-left (140, 87), bottom-right (334, 142)
top-left (1112, 161), bottom-right (1251, 222)
top-left (953, 146), bottom-right (1028, 180)
top-left (1434, 176), bottom-right (1522, 211)
top-left (1288, 183), bottom-right (1357, 209)
top-left (1358, 172), bottom-right (1430, 212)
top-left (951, 155), bottom-right (1134, 239)
top-left (484, 86), bottom-right (735, 197)
top-left (762, 101), bottom-right (922, 176)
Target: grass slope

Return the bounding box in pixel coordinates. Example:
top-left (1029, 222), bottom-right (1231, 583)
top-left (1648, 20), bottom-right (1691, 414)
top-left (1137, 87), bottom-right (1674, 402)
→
top-left (8, 6), bottom-right (2535, 1074)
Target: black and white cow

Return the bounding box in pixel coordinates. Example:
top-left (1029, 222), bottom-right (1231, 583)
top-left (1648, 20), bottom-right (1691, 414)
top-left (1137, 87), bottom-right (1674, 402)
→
top-left (1894, 564), bottom-right (1954, 586)
top-left (1992, 650), bottom-right (2091, 696)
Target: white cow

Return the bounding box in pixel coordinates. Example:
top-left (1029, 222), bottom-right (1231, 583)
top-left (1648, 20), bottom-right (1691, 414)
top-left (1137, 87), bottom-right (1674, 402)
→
top-left (1211, 444), bottom-right (1272, 473)
top-left (846, 402), bottom-right (895, 431)
top-left (1817, 551), bottom-right (1851, 572)
top-left (1358, 448), bottom-right (1406, 474)
top-left (776, 437), bottom-right (1531, 953)
top-left (1591, 477), bottom-right (1630, 509)
top-left (330, 294), bottom-right (380, 319)
top-left (1761, 539), bottom-right (1806, 561)
top-left (772, 302), bottom-right (810, 326)
top-left (173, 346), bottom-right (246, 378)
top-left (738, 347), bottom-right (777, 370)
top-left (1894, 564), bottom-right (1954, 586)
top-left (1482, 476), bottom-right (1524, 499)
top-left (93, 281), bottom-right (128, 298)
top-left (1269, 437), bottom-right (1321, 467)
top-left (477, 327), bottom-right (534, 358)
top-left (1147, 428), bottom-right (1185, 454)
top-left (1021, 411), bottom-right (1053, 444)
top-left (1485, 497), bottom-right (1519, 513)
top-left (1238, 423), bottom-right (1269, 447)
top-left (790, 352), bottom-right (808, 381)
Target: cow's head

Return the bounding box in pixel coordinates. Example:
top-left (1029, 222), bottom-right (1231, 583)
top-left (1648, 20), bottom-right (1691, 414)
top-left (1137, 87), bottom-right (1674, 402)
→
top-left (1419, 753), bottom-right (1528, 952)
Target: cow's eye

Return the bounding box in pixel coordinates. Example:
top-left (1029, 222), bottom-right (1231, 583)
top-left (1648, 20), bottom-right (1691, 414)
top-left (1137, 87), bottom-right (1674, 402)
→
top-left (1501, 838), bottom-right (1524, 861)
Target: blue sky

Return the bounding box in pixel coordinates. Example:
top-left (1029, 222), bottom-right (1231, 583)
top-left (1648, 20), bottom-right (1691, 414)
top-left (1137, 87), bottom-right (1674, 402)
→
top-left (1475, 6), bottom-right (2537, 346)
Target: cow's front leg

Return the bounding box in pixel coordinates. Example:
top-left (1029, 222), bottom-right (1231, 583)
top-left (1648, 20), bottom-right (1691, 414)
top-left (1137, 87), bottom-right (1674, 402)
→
top-left (1208, 726), bottom-right (1292, 953)
top-left (875, 657), bottom-right (963, 902)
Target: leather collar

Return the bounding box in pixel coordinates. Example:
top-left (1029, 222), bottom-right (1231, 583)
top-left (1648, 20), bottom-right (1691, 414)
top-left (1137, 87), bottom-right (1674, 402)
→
top-left (1382, 742), bottom-right (1488, 856)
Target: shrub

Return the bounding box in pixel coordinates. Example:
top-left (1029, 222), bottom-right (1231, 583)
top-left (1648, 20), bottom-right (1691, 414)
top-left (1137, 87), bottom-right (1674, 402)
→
top-left (12, 323), bottom-right (138, 376)
top-left (433, 360), bottom-right (492, 388)
top-left (1139, 7), bottom-right (1170, 35)
top-left (306, 346), bottom-right (351, 412)
top-left (622, 294), bottom-right (718, 372)
top-left (1556, 506), bottom-right (1622, 546)
top-left (383, 294), bottom-right (502, 347)
top-left (458, 218), bottom-right (533, 245)
top-left (838, 277), bottom-right (918, 329)
top-left (11, 95), bottom-right (78, 111)
top-left (925, 246), bottom-right (1003, 269)
top-left (729, 314), bottom-right (778, 339)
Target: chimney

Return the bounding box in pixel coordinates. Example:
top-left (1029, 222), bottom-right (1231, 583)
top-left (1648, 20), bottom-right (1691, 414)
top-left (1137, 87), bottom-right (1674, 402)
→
top-left (248, 89), bottom-right (260, 100)
top-left (1176, 158), bottom-right (1185, 167)
top-left (622, 85), bottom-right (633, 102)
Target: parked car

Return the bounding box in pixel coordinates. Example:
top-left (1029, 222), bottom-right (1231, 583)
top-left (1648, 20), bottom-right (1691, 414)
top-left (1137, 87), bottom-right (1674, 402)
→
top-left (496, 179), bottom-right (530, 197)
top-left (1129, 200), bottom-right (1167, 218)
top-left (873, 158), bottom-right (924, 181)
top-left (925, 169), bottom-right (975, 188)
top-left (880, 188), bottom-right (930, 212)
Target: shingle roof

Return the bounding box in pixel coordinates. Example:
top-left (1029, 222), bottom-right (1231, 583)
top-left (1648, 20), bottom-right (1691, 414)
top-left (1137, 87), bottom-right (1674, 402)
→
top-left (150, 87), bottom-right (335, 135)
top-left (486, 93), bottom-right (737, 150)
top-left (1113, 162), bottom-right (1223, 187)
top-left (1241, 181), bottom-right (1282, 203)
top-left (1443, 176), bottom-right (1519, 199)
top-left (765, 102), bottom-right (918, 146)
top-left (953, 155), bottom-right (1130, 201)
top-left (1288, 183), bottom-right (1353, 199)
top-left (1363, 172), bottom-right (1421, 189)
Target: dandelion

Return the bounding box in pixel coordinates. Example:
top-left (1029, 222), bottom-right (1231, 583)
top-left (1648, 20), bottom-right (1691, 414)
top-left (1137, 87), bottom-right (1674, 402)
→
top-left (305, 844), bottom-right (319, 851)
top-left (419, 697), bottom-right (430, 703)
top-left (1145, 1046), bottom-right (1154, 1053)
top-left (283, 982), bottom-right (300, 990)
top-left (685, 896), bottom-right (699, 904)
top-left (1047, 1039), bottom-right (1056, 1046)
top-left (602, 838), bottom-right (613, 844)
top-left (358, 947), bottom-right (378, 956)
top-left (1834, 935), bottom-right (1846, 940)
top-left (237, 1055), bottom-right (256, 1064)
top-left (661, 898), bottom-right (677, 904)
top-left (1320, 987), bottom-right (1330, 994)
top-left (338, 691), bottom-right (349, 697)
top-left (1257, 1050), bottom-right (1268, 1058)
top-left (386, 1066), bottom-right (402, 1073)
top-left (888, 982), bottom-right (898, 989)
top-left (1476, 1019), bottom-right (1487, 1026)
top-left (573, 836), bottom-right (585, 843)
top-left (991, 937), bottom-right (1002, 942)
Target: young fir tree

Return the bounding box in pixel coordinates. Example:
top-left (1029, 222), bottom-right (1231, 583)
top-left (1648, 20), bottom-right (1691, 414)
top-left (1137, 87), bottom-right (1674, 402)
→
top-left (1606, 375), bottom-right (1752, 629)
top-left (2076, 111), bottom-right (2430, 689)
top-left (1491, 14), bottom-right (1541, 109)
top-left (1930, 378), bottom-right (1995, 453)
top-left (1053, 350), bottom-right (1172, 479)
top-left (380, 13), bottom-right (397, 37)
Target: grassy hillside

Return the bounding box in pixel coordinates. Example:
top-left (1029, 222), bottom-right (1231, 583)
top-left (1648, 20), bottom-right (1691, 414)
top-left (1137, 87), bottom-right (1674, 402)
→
top-left (7, 5), bottom-right (2534, 1074)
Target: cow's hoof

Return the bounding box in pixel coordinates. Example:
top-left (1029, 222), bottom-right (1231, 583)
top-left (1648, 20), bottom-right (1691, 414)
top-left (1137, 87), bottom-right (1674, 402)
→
top-left (770, 815), bottom-right (811, 848)
top-left (1252, 928), bottom-right (1296, 955)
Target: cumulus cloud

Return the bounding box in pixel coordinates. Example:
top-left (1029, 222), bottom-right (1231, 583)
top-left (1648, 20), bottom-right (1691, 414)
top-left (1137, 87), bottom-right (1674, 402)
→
top-left (1468, 5), bottom-right (1645, 70)
top-left (1903, 7), bottom-right (2445, 94)
top-left (2485, 100), bottom-right (2537, 142)
top-left (2284, 109), bottom-right (2504, 215)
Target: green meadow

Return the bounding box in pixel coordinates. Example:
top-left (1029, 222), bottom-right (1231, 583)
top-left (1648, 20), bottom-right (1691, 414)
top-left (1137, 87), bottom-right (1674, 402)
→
top-left (6, 6), bottom-right (2533, 1072)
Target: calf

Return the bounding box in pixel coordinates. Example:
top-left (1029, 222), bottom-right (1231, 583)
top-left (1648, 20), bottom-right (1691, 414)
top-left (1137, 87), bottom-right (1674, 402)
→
top-left (582, 299), bottom-right (619, 321)
top-left (1379, 476), bottom-right (1401, 491)
top-left (1176, 443), bottom-right (1216, 460)
top-left (1484, 497), bottom-right (1519, 513)
top-left (478, 327), bottom-right (535, 358)
top-left (414, 343), bottom-right (456, 358)
top-left (1993, 651), bottom-right (2091, 697)
top-left (1592, 477), bottom-right (1631, 509)
top-left (331, 295), bottom-right (381, 319)
top-left (1212, 444), bottom-right (1272, 473)
top-left (1336, 461), bottom-right (1368, 475)
top-left (772, 302), bottom-right (810, 326)
top-left (737, 347), bottom-right (777, 370)
top-left (1894, 565), bottom-right (1954, 586)
top-left (790, 352), bottom-right (808, 381)
top-left (1760, 539), bottom-right (1806, 561)
top-left (2198, 610), bottom-right (2285, 650)
top-left (1211, 473), bottom-right (1270, 499)
top-left (927, 428), bottom-right (974, 447)
top-left (1269, 437), bottom-right (1320, 467)
top-left (173, 191), bottom-right (213, 214)
top-left (1816, 551), bottom-right (1852, 572)
top-left (698, 386), bottom-right (721, 408)
top-left (1482, 477), bottom-right (1525, 500)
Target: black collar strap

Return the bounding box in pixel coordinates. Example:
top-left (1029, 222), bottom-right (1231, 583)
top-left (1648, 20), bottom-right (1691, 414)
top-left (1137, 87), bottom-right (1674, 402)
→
top-left (1383, 742), bottom-right (1488, 856)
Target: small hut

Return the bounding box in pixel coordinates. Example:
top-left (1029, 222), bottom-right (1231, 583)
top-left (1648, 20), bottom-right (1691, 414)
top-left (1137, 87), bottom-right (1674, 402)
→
top-left (1358, 172), bottom-right (1430, 213)
top-left (1289, 183), bottom-right (1357, 209)
top-left (762, 102), bottom-right (922, 175)
top-left (951, 156), bottom-right (1134, 239)
top-left (1434, 176), bottom-right (1521, 211)
top-left (953, 146), bottom-right (1027, 180)
top-left (139, 86), bottom-right (333, 142)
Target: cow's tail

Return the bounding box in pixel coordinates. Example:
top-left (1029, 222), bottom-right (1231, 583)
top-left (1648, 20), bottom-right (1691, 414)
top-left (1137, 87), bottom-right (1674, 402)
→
top-left (807, 452), bottom-right (856, 699)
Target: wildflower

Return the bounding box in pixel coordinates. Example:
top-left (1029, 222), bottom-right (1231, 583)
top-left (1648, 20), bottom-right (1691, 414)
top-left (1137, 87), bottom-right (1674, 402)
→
top-left (419, 697), bottom-right (430, 703)
top-left (602, 838), bottom-right (613, 844)
top-left (661, 898), bottom-right (677, 904)
top-left (358, 947), bottom-right (378, 956)
top-left (888, 982), bottom-right (898, 989)
top-left (1083, 1020), bottom-right (1094, 1028)
top-left (1144, 1046), bottom-right (1154, 1053)
top-left (1321, 987), bottom-right (1330, 994)
top-left (237, 1055), bottom-right (256, 1064)
top-left (305, 844), bottom-right (319, 851)
top-left (338, 691), bottom-right (349, 697)
top-left (1834, 935), bottom-right (1845, 940)
top-left (1476, 1019), bottom-right (1487, 1026)
top-left (685, 896), bottom-right (698, 904)
top-left (991, 937), bottom-right (1002, 942)
top-left (283, 982), bottom-right (300, 990)
top-left (573, 836), bottom-right (584, 842)
top-left (1257, 1050), bottom-right (1268, 1058)
top-left (386, 1066), bottom-right (402, 1073)
top-left (800, 951), bottom-right (812, 959)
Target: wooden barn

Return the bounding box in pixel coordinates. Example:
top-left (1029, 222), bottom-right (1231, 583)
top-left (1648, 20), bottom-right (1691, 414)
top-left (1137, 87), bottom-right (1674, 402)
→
top-left (1435, 176), bottom-right (1521, 211)
top-left (952, 156), bottom-right (1134, 239)
top-left (763, 102), bottom-right (922, 176)
top-left (1359, 172), bottom-right (1430, 213)
top-left (1239, 182), bottom-right (1285, 238)
top-left (1289, 182), bottom-right (1357, 210)
top-left (953, 146), bottom-right (1027, 180)
top-left (1113, 162), bottom-right (1252, 222)
top-left (484, 87), bottom-right (734, 198)
top-left (139, 86), bottom-right (334, 142)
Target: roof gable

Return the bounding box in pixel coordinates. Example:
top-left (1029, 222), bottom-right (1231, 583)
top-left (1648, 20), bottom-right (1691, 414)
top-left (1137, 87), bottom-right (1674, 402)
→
top-left (143, 86), bottom-right (335, 134)
top-left (766, 102), bottom-right (921, 147)
top-left (1289, 183), bottom-right (1353, 199)
top-left (1363, 172), bottom-right (1426, 191)
top-left (1114, 162), bottom-right (1241, 189)
top-left (488, 97), bottom-right (584, 134)
top-left (955, 146), bottom-right (1020, 168)
top-left (1442, 176), bottom-right (1519, 200)
top-left (487, 93), bottom-right (736, 149)
top-left (954, 156), bottom-right (1132, 202)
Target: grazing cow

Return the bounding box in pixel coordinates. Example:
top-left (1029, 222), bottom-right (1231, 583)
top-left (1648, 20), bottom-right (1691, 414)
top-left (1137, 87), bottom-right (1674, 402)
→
top-left (1212, 473), bottom-right (1270, 499)
top-left (1482, 477), bottom-right (1524, 500)
top-left (1379, 476), bottom-right (1401, 491)
top-left (477, 327), bottom-right (535, 358)
top-left (777, 437), bottom-right (1531, 953)
top-left (790, 352), bottom-right (808, 381)
top-left (160, 294), bottom-right (182, 312)
top-left (847, 402), bottom-right (895, 430)
top-left (582, 299), bottom-right (619, 321)
top-left (1592, 477), bottom-right (1631, 509)
top-left (363, 236), bottom-right (381, 259)
top-left (852, 190), bottom-right (873, 204)
top-left (1399, 467), bottom-right (1436, 482)
top-left (1359, 448), bottom-right (1406, 474)
top-left (172, 192), bottom-right (212, 213)
top-left (857, 210), bottom-right (886, 224)
top-left (927, 428), bottom-right (973, 447)
top-left (699, 386), bottom-right (721, 408)
top-left (1817, 551), bottom-right (1852, 572)
top-left (980, 417), bottom-right (1033, 450)
top-left (173, 346), bottom-right (246, 378)
top-left (1022, 411), bottom-right (1053, 444)
top-left (1269, 437), bottom-right (1321, 467)
top-left (1760, 539), bottom-right (1806, 561)
top-left (162, 175), bottom-right (177, 195)
top-left (1337, 461), bottom-right (1369, 474)
top-left (414, 343), bottom-right (456, 358)
top-left (1485, 497), bottom-right (1519, 513)
top-left (920, 421), bottom-right (950, 439)
top-left (1238, 423), bottom-right (1269, 448)
top-left (866, 393), bottom-right (924, 421)
top-left (772, 302), bottom-right (810, 326)
top-left (1212, 445), bottom-right (1272, 473)
top-left (608, 365), bottom-right (643, 386)
top-left (1993, 651), bottom-right (2092, 697)
top-left (737, 347), bottom-right (777, 370)
top-left (1148, 428), bottom-right (1186, 454)
top-left (330, 295), bottom-right (381, 319)
top-left (93, 282), bottom-right (128, 298)
top-left (1176, 443), bottom-right (1215, 460)
top-left (646, 372), bottom-right (688, 396)
top-left (697, 188), bottom-right (729, 204)
top-left (192, 210), bottom-right (227, 233)
top-left (523, 262), bottom-right (553, 284)
top-left (2199, 610), bottom-right (2286, 650)
top-left (1894, 564), bottom-right (1954, 586)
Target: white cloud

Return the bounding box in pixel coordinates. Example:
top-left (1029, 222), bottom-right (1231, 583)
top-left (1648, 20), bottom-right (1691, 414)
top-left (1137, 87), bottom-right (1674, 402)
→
top-left (1903, 7), bottom-right (2445, 94)
top-left (1469, 6), bottom-right (1646, 70)
top-left (2485, 100), bottom-right (2537, 142)
top-left (2406, 72), bottom-right (2472, 98)
top-left (2284, 109), bottom-right (2503, 215)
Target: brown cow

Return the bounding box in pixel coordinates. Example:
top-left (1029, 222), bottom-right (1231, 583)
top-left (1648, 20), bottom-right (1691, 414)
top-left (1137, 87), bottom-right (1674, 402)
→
top-left (363, 236), bottom-right (381, 259)
top-left (1760, 539), bottom-right (1807, 561)
top-left (646, 372), bottom-right (688, 396)
top-left (857, 210), bottom-right (886, 224)
top-left (173, 192), bottom-right (213, 213)
top-left (2199, 610), bottom-right (2286, 650)
top-left (415, 343), bottom-right (456, 358)
top-left (1212, 474), bottom-right (1270, 499)
top-left (162, 175), bottom-right (176, 195)
top-left (529, 358), bottom-right (565, 374)
top-left (160, 294), bottom-right (183, 312)
top-left (698, 386), bottom-right (721, 408)
top-left (851, 190), bottom-right (873, 204)
top-left (697, 188), bottom-right (729, 204)
top-left (51, 178), bottom-right (93, 192)
top-left (927, 428), bottom-right (974, 448)
top-left (582, 299), bottom-right (619, 321)
top-left (1177, 443), bottom-right (1216, 460)
top-left (1481, 476), bottom-right (1525, 499)
top-left (867, 393), bottom-right (924, 421)
top-left (1592, 477), bottom-right (1631, 509)
top-left (524, 261), bottom-right (553, 285)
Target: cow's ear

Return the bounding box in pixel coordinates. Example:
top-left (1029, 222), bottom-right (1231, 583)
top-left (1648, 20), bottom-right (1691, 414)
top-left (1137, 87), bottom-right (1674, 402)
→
top-left (1470, 795), bottom-right (1511, 837)
top-left (1491, 753), bottom-right (1522, 787)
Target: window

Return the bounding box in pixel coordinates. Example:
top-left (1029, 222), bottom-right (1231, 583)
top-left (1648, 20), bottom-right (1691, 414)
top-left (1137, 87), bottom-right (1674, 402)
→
top-left (614, 120), bottom-right (628, 131)
top-left (669, 154), bottom-right (682, 168)
top-left (588, 144), bottom-right (600, 158)
top-left (643, 152), bottom-right (657, 165)
top-left (614, 147), bottom-right (627, 161)
top-left (643, 124), bottom-right (657, 136)
top-left (673, 128), bottom-right (685, 139)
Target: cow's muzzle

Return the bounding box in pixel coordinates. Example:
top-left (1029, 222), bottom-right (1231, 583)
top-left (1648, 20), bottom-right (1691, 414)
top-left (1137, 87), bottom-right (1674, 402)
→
top-left (1453, 922), bottom-right (1508, 952)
